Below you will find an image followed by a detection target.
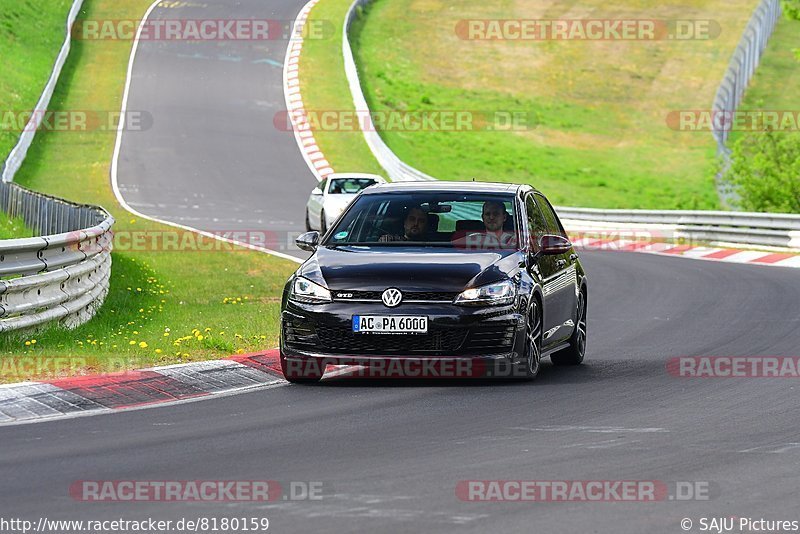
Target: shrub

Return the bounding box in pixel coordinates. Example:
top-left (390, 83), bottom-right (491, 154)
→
top-left (724, 130), bottom-right (800, 213)
top-left (783, 0), bottom-right (800, 21)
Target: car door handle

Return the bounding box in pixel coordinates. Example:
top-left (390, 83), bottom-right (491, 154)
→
top-left (569, 254), bottom-right (578, 262)
top-left (556, 259), bottom-right (567, 268)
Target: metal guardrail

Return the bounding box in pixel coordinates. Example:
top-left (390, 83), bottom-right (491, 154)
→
top-left (341, 0), bottom-right (800, 251)
top-left (711, 0), bottom-right (781, 153)
top-left (557, 207), bottom-right (800, 249)
top-left (1, 0), bottom-right (86, 183)
top-left (0, 182), bottom-right (114, 333)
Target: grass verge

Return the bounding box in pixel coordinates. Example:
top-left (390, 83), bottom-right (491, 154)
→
top-left (1, 0), bottom-right (298, 382)
top-left (0, 0), bottom-right (73, 158)
top-left (0, 212), bottom-right (34, 239)
top-left (304, 0), bottom-right (765, 209)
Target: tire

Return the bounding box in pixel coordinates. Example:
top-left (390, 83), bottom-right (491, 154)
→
top-left (521, 299), bottom-right (542, 380)
top-left (305, 208), bottom-right (312, 232)
top-left (280, 352), bottom-right (324, 384)
top-left (551, 289), bottom-right (587, 366)
top-left (320, 210), bottom-right (328, 235)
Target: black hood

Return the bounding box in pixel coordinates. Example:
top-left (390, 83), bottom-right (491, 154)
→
top-left (298, 246), bottom-right (523, 293)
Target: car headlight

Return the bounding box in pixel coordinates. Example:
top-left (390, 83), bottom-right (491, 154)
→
top-left (290, 276), bottom-right (332, 304)
top-left (326, 206), bottom-right (345, 222)
top-left (455, 280), bottom-right (516, 307)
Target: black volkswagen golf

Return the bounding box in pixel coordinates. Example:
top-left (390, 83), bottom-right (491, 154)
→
top-left (280, 182), bottom-right (587, 383)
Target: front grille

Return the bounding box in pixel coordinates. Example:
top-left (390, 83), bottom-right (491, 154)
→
top-left (316, 325), bottom-right (467, 354)
top-left (407, 291), bottom-right (458, 302)
top-left (332, 290), bottom-right (457, 302)
top-left (464, 322), bottom-right (517, 354)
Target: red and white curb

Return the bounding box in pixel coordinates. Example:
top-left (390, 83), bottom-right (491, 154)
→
top-left (0, 352), bottom-right (285, 425)
top-left (0, 352), bottom-right (362, 425)
top-left (283, 0), bottom-right (334, 181)
top-left (569, 237), bottom-right (800, 268)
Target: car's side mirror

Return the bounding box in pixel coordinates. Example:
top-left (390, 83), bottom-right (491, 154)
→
top-left (296, 231), bottom-right (320, 252)
top-left (539, 234), bottom-right (572, 255)
top-left (311, 187), bottom-right (323, 196)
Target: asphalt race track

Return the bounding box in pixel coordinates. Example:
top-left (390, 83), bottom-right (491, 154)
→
top-left (2, 251), bottom-right (800, 532)
top-left (3, 1), bottom-right (799, 533)
top-left (115, 0), bottom-right (316, 259)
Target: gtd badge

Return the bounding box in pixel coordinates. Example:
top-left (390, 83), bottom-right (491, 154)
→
top-left (381, 288), bottom-right (403, 308)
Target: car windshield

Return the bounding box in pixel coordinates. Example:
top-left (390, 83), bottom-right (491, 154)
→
top-left (324, 192), bottom-right (520, 250)
top-left (328, 178), bottom-right (377, 194)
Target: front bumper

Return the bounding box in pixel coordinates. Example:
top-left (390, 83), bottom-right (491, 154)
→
top-left (281, 299), bottom-right (528, 376)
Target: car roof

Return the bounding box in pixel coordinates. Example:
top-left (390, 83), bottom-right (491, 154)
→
top-left (360, 181), bottom-right (529, 195)
top-left (326, 173), bottom-right (386, 181)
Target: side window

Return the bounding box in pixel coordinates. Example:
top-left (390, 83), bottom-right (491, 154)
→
top-left (525, 195), bottom-right (546, 249)
top-left (317, 179), bottom-right (327, 193)
top-left (534, 193), bottom-right (566, 238)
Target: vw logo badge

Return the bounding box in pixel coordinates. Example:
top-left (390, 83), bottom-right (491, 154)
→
top-left (381, 288), bottom-right (403, 308)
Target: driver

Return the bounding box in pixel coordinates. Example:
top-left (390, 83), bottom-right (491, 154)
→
top-left (379, 206), bottom-right (429, 242)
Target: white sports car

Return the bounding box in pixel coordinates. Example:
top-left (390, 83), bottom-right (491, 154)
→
top-left (305, 173), bottom-right (386, 233)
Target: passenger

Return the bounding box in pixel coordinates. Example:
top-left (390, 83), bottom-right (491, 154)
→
top-left (465, 200), bottom-right (516, 249)
top-left (481, 200), bottom-right (507, 232)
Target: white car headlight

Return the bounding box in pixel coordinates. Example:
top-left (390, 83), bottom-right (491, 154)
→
top-left (325, 203), bottom-right (347, 221)
top-left (290, 277), bottom-right (332, 304)
top-left (454, 280), bottom-right (516, 306)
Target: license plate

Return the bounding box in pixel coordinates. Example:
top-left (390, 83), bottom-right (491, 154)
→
top-left (352, 315), bottom-right (428, 334)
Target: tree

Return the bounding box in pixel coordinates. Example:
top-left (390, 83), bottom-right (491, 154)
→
top-left (724, 130), bottom-right (800, 213)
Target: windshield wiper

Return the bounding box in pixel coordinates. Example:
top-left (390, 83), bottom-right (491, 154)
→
top-left (326, 241), bottom-right (453, 248)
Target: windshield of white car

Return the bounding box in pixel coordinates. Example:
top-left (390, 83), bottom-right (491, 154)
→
top-left (328, 178), bottom-right (377, 194)
top-left (324, 192), bottom-right (520, 250)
